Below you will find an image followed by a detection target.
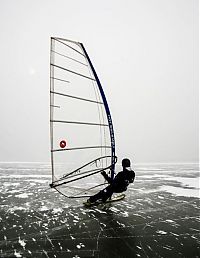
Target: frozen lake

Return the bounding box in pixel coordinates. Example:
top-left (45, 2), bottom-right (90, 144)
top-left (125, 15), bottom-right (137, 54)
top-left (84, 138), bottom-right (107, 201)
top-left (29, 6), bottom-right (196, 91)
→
top-left (0, 163), bottom-right (199, 257)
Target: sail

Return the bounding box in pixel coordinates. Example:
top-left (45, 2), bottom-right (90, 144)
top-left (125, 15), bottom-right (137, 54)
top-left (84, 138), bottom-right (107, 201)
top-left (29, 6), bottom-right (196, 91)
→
top-left (50, 37), bottom-right (116, 198)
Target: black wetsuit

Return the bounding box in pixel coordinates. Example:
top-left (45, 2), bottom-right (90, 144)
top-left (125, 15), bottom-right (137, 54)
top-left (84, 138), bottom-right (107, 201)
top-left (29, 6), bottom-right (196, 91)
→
top-left (89, 168), bottom-right (135, 203)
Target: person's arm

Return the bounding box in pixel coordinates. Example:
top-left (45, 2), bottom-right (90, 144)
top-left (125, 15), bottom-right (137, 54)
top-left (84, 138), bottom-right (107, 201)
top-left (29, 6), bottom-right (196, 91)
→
top-left (101, 171), bottom-right (112, 184)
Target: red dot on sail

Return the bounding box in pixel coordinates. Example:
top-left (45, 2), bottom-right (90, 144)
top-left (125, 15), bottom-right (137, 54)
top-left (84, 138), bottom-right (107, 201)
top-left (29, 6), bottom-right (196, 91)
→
top-left (60, 140), bottom-right (67, 148)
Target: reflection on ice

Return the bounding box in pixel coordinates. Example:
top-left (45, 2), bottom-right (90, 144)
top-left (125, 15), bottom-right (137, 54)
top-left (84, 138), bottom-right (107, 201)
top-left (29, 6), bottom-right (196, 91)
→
top-left (165, 176), bottom-right (200, 188)
top-left (159, 176), bottom-right (200, 198)
top-left (160, 185), bottom-right (200, 198)
top-left (137, 172), bottom-right (200, 198)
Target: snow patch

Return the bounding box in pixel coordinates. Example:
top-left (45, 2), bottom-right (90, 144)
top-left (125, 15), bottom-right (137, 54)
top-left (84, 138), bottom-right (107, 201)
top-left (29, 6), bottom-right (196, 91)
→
top-left (110, 207), bottom-right (120, 213)
top-left (156, 230), bottom-right (167, 235)
top-left (120, 211), bottom-right (129, 217)
top-left (52, 208), bottom-right (63, 214)
top-left (165, 219), bottom-right (175, 223)
top-left (15, 193), bottom-right (32, 198)
top-left (3, 182), bottom-right (20, 187)
top-left (76, 243), bottom-right (85, 249)
top-left (40, 206), bottom-right (49, 211)
top-left (18, 237), bottom-right (26, 249)
top-left (14, 250), bottom-right (22, 257)
top-left (9, 206), bottom-right (27, 211)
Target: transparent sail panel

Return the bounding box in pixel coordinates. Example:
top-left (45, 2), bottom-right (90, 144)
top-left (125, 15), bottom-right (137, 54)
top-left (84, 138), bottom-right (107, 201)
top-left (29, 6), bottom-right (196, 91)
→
top-left (50, 38), bottom-right (115, 197)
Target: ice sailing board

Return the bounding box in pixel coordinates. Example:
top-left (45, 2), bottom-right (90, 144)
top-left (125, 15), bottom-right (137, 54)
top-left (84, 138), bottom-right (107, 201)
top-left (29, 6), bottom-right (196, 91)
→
top-left (50, 37), bottom-right (116, 198)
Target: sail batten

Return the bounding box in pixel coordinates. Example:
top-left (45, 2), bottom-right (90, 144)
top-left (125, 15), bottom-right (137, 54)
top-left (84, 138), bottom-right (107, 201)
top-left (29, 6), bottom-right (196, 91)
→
top-left (50, 119), bottom-right (109, 126)
top-left (52, 145), bottom-right (112, 152)
top-left (50, 77), bottom-right (70, 83)
top-left (51, 50), bottom-right (88, 66)
top-left (50, 91), bottom-right (104, 104)
top-left (53, 38), bottom-right (85, 56)
top-left (50, 104), bottom-right (60, 108)
top-left (51, 63), bottom-right (96, 81)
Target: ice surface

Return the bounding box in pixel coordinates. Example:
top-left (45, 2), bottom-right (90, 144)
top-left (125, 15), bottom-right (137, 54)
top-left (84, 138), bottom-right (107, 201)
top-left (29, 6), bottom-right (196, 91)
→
top-left (0, 163), bottom-right (199, 257)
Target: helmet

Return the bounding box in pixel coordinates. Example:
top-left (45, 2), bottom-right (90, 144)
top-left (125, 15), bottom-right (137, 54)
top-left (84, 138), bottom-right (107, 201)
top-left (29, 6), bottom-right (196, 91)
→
top-left (122, 158), bottom-right (131, 168)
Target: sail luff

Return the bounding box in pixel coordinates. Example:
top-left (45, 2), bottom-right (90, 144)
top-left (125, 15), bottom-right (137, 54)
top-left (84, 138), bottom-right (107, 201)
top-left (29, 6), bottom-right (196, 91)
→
top-left (79, 43), bottom-right (116, 180)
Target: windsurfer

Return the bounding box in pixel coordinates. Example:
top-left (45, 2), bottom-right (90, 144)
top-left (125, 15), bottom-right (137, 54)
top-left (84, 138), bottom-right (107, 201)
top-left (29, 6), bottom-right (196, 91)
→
top-left (85, 158), bottom-right (135, 206)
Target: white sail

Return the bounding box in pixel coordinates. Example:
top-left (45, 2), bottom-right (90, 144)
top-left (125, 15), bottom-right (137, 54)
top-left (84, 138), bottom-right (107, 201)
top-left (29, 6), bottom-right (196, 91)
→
top-left (50, 37), bottom-right (116, 198)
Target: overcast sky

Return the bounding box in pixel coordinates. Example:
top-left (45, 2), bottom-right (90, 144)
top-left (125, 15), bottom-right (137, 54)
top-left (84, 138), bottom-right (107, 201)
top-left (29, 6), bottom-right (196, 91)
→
top-left (0, 0), bottom-right (198, 164)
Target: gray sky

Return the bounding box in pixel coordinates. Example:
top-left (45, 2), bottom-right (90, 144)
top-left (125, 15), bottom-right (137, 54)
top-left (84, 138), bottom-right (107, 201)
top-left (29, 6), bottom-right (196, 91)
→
top-left (0, 0), bottom-right (198, 163)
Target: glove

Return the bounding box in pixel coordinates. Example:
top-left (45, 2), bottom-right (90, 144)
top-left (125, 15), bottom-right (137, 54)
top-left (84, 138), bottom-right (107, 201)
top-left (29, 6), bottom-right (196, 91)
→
top-left (129, 178), bottom-right (134, 183)
top-left (101, 171), bottom-right (107, 177)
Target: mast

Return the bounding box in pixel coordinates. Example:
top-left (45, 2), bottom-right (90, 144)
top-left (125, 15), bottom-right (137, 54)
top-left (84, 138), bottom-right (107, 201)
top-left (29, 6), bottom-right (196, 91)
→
top-left (50, 37), bottom-right (55, 182)
top-left (79, 43), bottom-right (116, 180)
